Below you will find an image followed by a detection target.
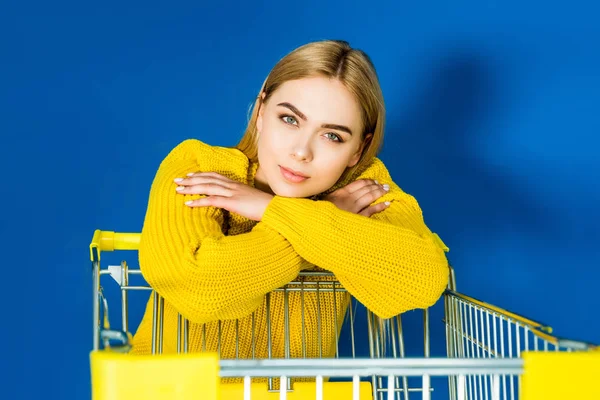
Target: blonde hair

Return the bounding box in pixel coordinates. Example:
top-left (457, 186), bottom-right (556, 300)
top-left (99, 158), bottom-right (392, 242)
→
top-left (236, 40), bottom-right (386, 185)
top-left (238, 40), bottom-right (393, 351)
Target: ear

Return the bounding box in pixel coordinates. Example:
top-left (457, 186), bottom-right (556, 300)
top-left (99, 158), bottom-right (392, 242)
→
top-left (347, 133), bottom-right (373, 168)
top-left (255, 92), bottom-right (267, 133)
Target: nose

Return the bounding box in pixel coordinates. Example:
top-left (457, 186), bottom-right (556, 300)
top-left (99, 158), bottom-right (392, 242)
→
top-left (290, 136), bottom-right (314, 162)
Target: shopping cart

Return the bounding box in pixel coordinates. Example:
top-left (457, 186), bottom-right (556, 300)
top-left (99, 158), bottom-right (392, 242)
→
top-left (89, 230), bottom-right (599, 400)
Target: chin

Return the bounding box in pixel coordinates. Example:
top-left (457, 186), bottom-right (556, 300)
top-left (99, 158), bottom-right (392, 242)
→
top-left (270, 182), bottom-right (318, 199)
top-left (272, 187), bottom-right (313, 198)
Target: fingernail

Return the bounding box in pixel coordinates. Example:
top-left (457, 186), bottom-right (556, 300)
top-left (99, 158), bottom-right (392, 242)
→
top-left (187, 172), bottom-right (195, 177)
top-left (185, 200), bottom-right (193, 206)
top-left (174, 178), bottom-right (183, 183)
top-left (176, 186), bottom-right (185, 191)
top-left (375, 180), bottom-right (379, 184)
top-left (383, 184), bottom-right (390, 191)
top-left (385, 201), bottom-right (390, 206)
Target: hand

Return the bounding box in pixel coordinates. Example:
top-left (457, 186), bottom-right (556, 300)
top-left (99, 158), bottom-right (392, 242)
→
top-left (174, 172), bottom-right (273, 221)
top-left (323, 179), bottom-right (390, 217)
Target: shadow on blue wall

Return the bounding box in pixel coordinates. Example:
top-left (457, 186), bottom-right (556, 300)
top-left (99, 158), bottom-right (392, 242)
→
top-left (384, 51), bottom-right (554, 242)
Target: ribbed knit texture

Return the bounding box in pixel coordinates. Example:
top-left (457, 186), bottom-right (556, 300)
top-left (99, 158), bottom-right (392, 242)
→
top-left (130, 139), bottom-right (449, 360)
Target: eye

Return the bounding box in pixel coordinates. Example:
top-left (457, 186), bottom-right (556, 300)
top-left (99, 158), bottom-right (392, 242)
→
top-left (281, 115), bottom-right (298, 126)
top-left (325, 132), bottom-right (343, 143)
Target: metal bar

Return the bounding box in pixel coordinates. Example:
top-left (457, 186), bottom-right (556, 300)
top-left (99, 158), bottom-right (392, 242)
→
top-left (184, 318), bottom-right (189, 353)
top-left (373, 312), bottom-right (383, 399)
top-left (177, 313), bottom-right (182, 354)
top-left (424, 309), bottom-right (430, 358)
top-left (244, 376), bottom-right (251, 400)
top-left (500, 316), bottom-right (506, 400)
top-left (467, 304), bottom-right (475, 400)
top-left (349, 298), bottom-right (356, 358)
top-left (316, 281), bottom-right (322, 359)
top-left (353, 375), bottom-right (360, 400)
top-left (218, 320), bottom-right (222, 358)
top-left (475, 308), bottom-right (482, 359)
top-left (367, 311), bottom-right (378, 400)
top-left (486, 311), bottom-right (491, 358)
top-left (236, 319), bottom-right (240, 359)
top-left (301, 281), bottom-right (306, 359)
top-left (458, 298), bottom-right (466, 358)
top-left (280, 375), bottom-right (287, 400)
top-left (333, 283), bottom-right (339, 358)
top-left (445, 295), bottom-right (455, 400)
top-left (448, 297), bottom-right (457, 400)
top-left (387, 375), bottom-right (395, 400)
top-left (423, 307), bottom-right (431, 400)
top-left (468, 304), bottom-right (476, 360)
top-left (423, 374), bottom-right (431, 400)
top-left (458, 374), bottom-right (466, 400)
top-left (396, 315), bottom-right (409, 400)
top-left (444, 290), bottom-right (550, 332)
top-left (120, 261), bottom-right (129, 334)
top-left (271, 286), bottom-right (347, 293)
top-left (493, 314), bottom-right (498, 360)
top-left (252, 312), bottom-right (256, 359)
top-left (266, 292), bottom-right (273, 391)
top-left (389, 314), bottom-right (401, 399)
top-left (218, 358), bottom-right (524, 378)
top-left (92, 261), bottom-right (100, 351)
top-left (284, 288), bottom-right (290, 359)
top-left (480, 309), bottom-right (487, 400)
top-left (508, 322), bottom-right (514, 400)
top-left (316, 375), bottom-right (323, 400)
top-left (151, 291), bottom-right (159, 355)
top-left (516, 325), bottom-right (522, 400)
top-left (158, 296), bottom-right (164, 354)
top-left (492, 374), bottom-right (500, 400)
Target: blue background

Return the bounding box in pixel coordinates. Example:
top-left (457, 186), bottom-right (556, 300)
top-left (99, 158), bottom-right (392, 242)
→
top-left (2, 1), bottom-right (599, 398)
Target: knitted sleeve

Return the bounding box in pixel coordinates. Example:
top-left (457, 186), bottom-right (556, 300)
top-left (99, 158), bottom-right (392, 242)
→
top-left (261, 159), bottom-right (450, 319)
top-left (138, 139), bottom-right (305, 324)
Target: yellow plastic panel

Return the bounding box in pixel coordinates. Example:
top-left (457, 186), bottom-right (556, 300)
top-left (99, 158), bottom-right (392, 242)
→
top-left (521, 351), bottom-right (600, 399)
top-left (90, 351), bottom-right (219, 400)
top-left (220, 381), bottom-right (373, 400)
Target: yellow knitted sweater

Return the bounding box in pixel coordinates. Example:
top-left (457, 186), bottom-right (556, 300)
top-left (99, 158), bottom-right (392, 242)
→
top-left (130, 139), bottom-right (449, 359)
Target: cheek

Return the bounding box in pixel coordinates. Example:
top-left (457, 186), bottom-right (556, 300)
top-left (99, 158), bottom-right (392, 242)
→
top-left (310, 148), bottom-right (352, 184)
top-left (259, 124), bottom-right (289, 154)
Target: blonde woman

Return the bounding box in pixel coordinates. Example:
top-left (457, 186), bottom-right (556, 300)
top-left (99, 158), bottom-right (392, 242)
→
top-left (130, 40), bottom-right (449, 361)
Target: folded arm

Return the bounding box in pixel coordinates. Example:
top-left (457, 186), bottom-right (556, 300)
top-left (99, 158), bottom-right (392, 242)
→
top-left (139, 140), bottom-right (306, 323)
top-left (261, 159), bottom-right (450, 318)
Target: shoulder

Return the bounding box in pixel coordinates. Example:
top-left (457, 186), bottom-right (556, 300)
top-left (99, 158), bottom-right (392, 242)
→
top-left (159, 139), bottom-right (250, 183)
top-left (354, 157), bottom-right (393, 182)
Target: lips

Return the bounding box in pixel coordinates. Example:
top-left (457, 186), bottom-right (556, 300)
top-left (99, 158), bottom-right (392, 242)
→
top-left (279, 165), bottom-right (309, 183)
top-left (281, 166), bottom-right (308, 178)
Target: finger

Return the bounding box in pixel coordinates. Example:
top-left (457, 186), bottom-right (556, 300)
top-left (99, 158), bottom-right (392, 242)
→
top-left (175, 182), bottom-right (232, 197)
top-left (176, 175), bottom-right (235, 188)
top-left (345, 179), bottom-right (380, 194)
top-left (351, 183), bottom-right (386, 199)
top-left (359, 201), bottom-right (390, 217)
top-left (353, 185), bottom-right (389, 209)
top-left (184, 172), bottom-right (233, 182)
top-left (185, 196), bottom-right (228, 208)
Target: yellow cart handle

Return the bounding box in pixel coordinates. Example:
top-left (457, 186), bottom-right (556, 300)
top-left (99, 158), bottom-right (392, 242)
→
top-left (90, 230), bottom-right (140, 262)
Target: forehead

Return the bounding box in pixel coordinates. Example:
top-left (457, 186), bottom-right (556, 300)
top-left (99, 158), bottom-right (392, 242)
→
top-left (268, 76), bottom-right (363, 129)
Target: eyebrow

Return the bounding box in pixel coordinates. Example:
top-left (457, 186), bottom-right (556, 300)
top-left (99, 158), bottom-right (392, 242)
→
top-left (277, 102), bottom-right (353, 135)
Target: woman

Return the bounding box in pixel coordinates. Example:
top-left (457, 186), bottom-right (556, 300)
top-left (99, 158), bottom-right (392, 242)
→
top-left (130, 40), bottom-right (449, 360)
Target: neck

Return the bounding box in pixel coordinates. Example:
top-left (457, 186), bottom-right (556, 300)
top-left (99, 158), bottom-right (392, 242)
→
top-left (253, 165), bottom-right (275, 195)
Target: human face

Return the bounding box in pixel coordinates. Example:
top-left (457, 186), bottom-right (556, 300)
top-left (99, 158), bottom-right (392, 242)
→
top-left (254, 76), bottom-right (369, 198)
